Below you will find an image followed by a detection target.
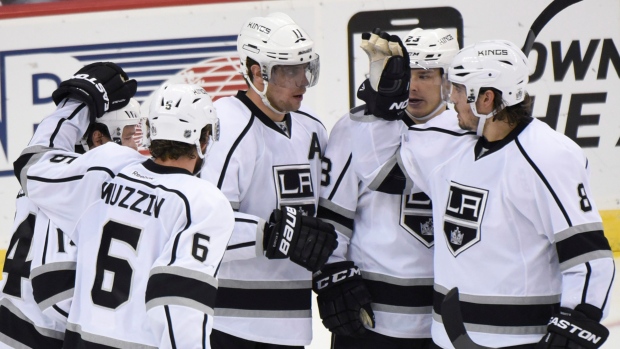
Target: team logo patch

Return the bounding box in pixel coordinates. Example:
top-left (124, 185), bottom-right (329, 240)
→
top-left (273, 164), bottom-right (316, 217)
top-left (400, 192), bottom-right (434, 248)
top-left (443, 181), bottom-right (488, 257)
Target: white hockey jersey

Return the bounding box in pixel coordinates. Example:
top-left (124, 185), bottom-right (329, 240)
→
top-left (318, 107), bottom-right (461, 339)
top-left (15, 99), bottom-right (235, 348)
top-left (352, 113), bottom-right (615, 348)
top-left (200, 91), bottom-right (328, 346)
top-left (0, 192), bottom-right (67, 348)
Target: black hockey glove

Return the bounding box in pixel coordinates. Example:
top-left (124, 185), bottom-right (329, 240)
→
top-left (356, 28), bottom-right (410, 121)
top-left (536, 304), bottom-right (609, 349)
top-left (52, 62), bottom-right (137, 121)
top-left (263, 207), bottom-right (338, 272)
top-left (313, 261), bottom-right (375, 337)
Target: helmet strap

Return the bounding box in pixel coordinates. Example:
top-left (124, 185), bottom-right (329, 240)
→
top-left (243, 73), bottom-right (287, 115)
top-left (470, 102), bottom-right (498, 137)
top-left (405, 101), bottom-right (446, 123)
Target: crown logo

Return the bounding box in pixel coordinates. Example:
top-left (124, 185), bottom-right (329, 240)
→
top-left (450, 227), bottom-right (464, 245)
top-left (420, 218), bottom-right (433, 236)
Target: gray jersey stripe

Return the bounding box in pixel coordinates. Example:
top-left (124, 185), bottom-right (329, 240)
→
top-left (66, 322), bottom-right (158, 349)
top-left (433, 312), bottom-right (546, 335)
top-left (434, 284), bottom-right (561, 305)
top-left (218, 279), bottom-right (310, 289)
top-left (555, 222), bottom-right (605, 242)
top-left (214, 308), bottom-right (311, 319)
top-left (372, 303), bottom-right (432, 315)
top-left (362, 271), bottom-right (433, 286)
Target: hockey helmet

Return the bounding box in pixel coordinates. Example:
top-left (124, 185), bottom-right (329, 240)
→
top-left (448, 40), bottom-right (529, 107)
top-left (147, 84), bottom-right (219, 159)
top-left (404, 28), bottom-right (459, 71)
top-left (237, 12), bottom-right (320, 88)
top-left (97, 97), bottom-right (141, 144)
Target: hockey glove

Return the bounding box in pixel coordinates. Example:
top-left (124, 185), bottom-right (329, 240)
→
top-left (313, 261), bottom-right (375, 337)
top-left (537, 304), bottom-right (609, 349)
top-left (357, 28), bottom-right (411, 121)
top-left (264, 207), bottom-right (338, 272)
top-left (52, 62), bottom-right (138, 120)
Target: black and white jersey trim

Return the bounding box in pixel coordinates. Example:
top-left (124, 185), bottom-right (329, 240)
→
top-left (326, 153), bottom-right (352, 201)
top-left (146, 266), bottom-right (217, 316)
top-left (433, 285), bottom-right (560, 334)
top-left (215, 279), bottom-right (311, 318)
top-left (64, 322), bottom-right (158, 349)
top-left (49, 103), bottom-right (86, 148)
top-left (0, 299), bottom-right (64, 349)
top-left (164, 305), bottom-right (177, 349)
top-left (217, 112), bottom-right (255, 190)
top-left (317, 198), bottom-right (354, 238)
top-left (362, 271), bottom-right (433, 312)
top-left (30, 262), bottom-right (75, 311)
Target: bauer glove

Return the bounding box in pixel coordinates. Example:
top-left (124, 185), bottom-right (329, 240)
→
top-left (264, 207), bottom-right (338, 272)
top-left (313, 261), bottom-right (375, 337)
top-left (357, 28), bottom-right (410, 121)
top-left (52, 62), bottom-right (138, 121)
top-left (537, 304), bottom-right (609, 349)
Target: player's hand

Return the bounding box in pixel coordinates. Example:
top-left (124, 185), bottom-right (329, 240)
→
top-left (313, 261), bottom-right (375, 337)
top-left (357, 28), bottom-right (411, 121)
top-left (263, 207), bottom-right (338, 272)
top-left (536, 305), bottom-right (609, 349)
top-left (52, 62), bottom-right (138, 121)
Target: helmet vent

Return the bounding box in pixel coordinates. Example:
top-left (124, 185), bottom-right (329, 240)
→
top-left (193, 98), bottom-right (201, 104)
top-left (175, 100), bottom-right (181, 108)
top-left (499, 60), bottom-right (513, 66)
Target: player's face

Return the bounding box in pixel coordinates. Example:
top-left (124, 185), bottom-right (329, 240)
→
top-left (266, 76), bottom-right (307, 113)
top-left (120, 125), bottom-right (139, 150)
top-left (408, 68), bottom-right (444, 118)
top-left (450, 83), bottom-right (478, 131)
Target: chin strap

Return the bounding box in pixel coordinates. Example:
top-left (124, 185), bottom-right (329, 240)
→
top-left (470, 102), bottom-right (500, 137)
top-left (243, 74), bottom-right (288, 116)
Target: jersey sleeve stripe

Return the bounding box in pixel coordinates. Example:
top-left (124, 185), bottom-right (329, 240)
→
top-left (326, 153), bottom-right (353, 200)
top-left (317, 202), bottom-right (353, 238)
top-left (227, 241), bottom-right (256, 250)
top-left (515, 138), bottom-right (572, 226)
top-left (581, 262), bottom-right (592, 304)
top-left (146, 267), bottom-right (217, 314)
top-left (555, 230), bottom-right (612, 268)
top-left (217, 116), bottom-right (255, 190)
top-left (215, 286), bottom-right (311, 312)
top-left (601, 260), bottom-right (615, 310)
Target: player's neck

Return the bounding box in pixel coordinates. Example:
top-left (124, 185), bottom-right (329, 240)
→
top-left (153, 157), bottom-right (196, 173)
top-left (245, 88), bottom-right (286, 122)
top-left (482, 119), bottom-right (517, 142)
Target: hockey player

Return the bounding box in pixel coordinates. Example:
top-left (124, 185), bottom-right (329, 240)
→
top-left (350, 37), bottom-right (615, 349)
top-left (200, 12), bottom-right (338, 349)
top-left (0, 98), bottom-right (142, 349)
top-left (314, 28), bottom-right (461, 349)
top-left (14, 62), bottom-right (236, 348)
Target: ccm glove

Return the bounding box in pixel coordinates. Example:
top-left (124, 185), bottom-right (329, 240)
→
top-left (264, 207), bottom-right (338, 271)
top-left (313, 261), bottom-right (375, 337)
top-left (537, 304), bottom-right (609, 349)
top-left (357, 28), bottom-right (411, 121)
top-left (52, 62), bottom-right (138, 120)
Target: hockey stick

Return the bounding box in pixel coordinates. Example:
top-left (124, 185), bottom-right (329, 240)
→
top-left (441, 288), bottom-right (493, 349)
top-left (521, 0), bottom-right (583, 55)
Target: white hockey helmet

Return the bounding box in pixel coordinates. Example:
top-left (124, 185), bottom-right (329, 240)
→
top-left (147, 84), bottom-right (219, 159)
top-left (404, 28), bottom-right (459, 70)
top-left (237, 12), bottom-right (320, 88)
top-left (448, 40), bottom-right (529, 107)
top-left (97, 97), bottom-right (141, 144)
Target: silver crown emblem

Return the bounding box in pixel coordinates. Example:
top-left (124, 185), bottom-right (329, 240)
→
top-left (420, 218), bottom-right (433, 236)
top-left (450, 227), bottom-right (464, 245)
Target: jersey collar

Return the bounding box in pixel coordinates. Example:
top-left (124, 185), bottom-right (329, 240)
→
top-left (142, 159), bottom-right (192, 176)
top-left (474, 116), bottom-right (533, 160)
top-left (235, 91), bottom-right (292, 138)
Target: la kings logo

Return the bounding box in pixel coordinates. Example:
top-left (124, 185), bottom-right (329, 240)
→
top-left (273, 164), bottom-right (316, 217)
top-left (443, 182), bottom-right (488, 257)
top-left (400, 192), bottom-right (434, 248)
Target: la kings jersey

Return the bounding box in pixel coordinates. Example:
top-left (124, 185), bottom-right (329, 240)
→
top-left (352, 116), bottom-right (615, 348)
top-left (318, 108), bottom-right (462, 339)
top-left (200, 91), bottom-right (327, 346)
top-left (0, 100), bottom-right (90, 349)
top-left (16, 99), bottom-right (235, 348)
top-left (0, 193), bottom-right (68, 348)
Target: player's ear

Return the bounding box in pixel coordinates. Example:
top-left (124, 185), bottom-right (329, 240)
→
top-left (250, 64), bottom-right (264, 85)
